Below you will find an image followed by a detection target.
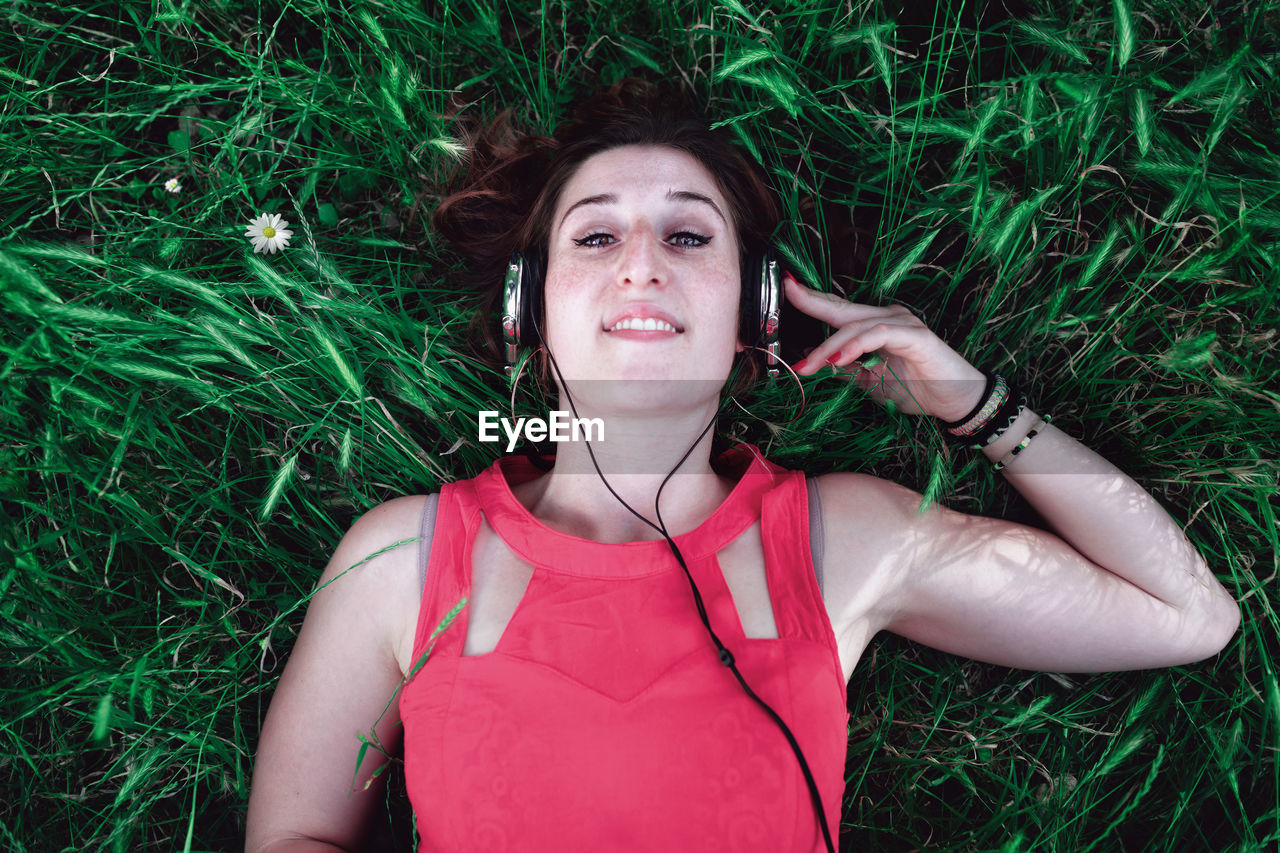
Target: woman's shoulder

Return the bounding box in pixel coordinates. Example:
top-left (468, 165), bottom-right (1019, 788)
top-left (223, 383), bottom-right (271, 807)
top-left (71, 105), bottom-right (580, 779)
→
top-left (322, 495), bottom-right (441, 671)
top-left (808, 472), bottom-right (923, 567)
top-left (809, 470), bottom-right (900, 504)
top-left (324, 495), bottom-right (439, 607)
top-left (811, 468), bottom-right (957, 519)
top-left (807, 472), bottom-right (925, 635)
top-left (810, 469), bottom-right (945, 539)
top-left (342, 494), bottom-right (438, 547)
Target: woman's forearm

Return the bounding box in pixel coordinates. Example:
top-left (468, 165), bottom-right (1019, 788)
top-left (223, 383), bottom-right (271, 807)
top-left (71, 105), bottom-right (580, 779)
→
top-left (975, 406), bottom-right (1240, 632)
top-left (253, 839), bottom-right (349, 853)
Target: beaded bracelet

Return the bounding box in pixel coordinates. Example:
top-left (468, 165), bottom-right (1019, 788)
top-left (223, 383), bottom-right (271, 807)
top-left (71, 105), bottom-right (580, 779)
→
top-left (993, 414), bottom-right (1052, 471)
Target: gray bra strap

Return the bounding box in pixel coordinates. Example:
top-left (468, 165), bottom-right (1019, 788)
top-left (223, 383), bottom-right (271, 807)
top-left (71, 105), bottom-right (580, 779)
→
top-left (416, 481), bottom-right (826, 597)
top-left (418, 492), bottom-right (439, 595)
top-left (806, 476), bottom-right (825, 598)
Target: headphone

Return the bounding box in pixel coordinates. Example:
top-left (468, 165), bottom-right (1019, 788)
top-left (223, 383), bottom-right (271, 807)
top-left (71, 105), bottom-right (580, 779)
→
top-left (496, 245), bottom-right (837, 853)
top-left (502, 246), bottom-right (782, 376)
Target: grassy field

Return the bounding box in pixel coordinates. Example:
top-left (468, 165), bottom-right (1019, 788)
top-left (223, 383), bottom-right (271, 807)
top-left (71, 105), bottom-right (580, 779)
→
top-left (2, 0), bottom-right (1277, 850)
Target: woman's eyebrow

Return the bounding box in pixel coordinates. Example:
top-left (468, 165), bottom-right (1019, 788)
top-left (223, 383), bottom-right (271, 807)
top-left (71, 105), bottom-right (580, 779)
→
top-left (666, 190), bottom-right (726, 225)
top-left (558, 193), bottom-right (616, 231)
top-left (557, 189), bottom-right (727, 231)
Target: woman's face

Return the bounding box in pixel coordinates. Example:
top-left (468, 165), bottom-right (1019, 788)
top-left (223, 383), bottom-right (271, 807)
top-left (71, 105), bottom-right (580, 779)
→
top-left (540, 144), bottom-right (742, 400)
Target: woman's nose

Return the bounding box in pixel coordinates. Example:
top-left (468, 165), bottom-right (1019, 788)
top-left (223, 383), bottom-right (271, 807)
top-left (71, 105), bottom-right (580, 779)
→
top-left (617, 230), bottom-right (667, 288)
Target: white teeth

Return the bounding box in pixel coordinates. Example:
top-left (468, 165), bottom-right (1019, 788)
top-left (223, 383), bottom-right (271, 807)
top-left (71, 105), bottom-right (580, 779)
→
top-left (610, 317), bottom-right (676, 333)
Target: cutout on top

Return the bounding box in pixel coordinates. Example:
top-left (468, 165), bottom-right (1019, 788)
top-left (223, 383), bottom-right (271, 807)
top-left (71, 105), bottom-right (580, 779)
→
top-left (458, 514), bottom-right (781, 658)
top-left (715, 519), bottom-right (780, 640)
top-left (461, 515), bottom-right (536, 657)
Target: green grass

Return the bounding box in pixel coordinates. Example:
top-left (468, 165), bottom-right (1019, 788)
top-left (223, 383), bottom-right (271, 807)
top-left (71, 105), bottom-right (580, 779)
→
top-left (2, 0), bottom-right (1278, 850)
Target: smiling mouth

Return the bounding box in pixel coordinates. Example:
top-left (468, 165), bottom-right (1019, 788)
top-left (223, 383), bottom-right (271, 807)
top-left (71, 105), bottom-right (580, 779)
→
top-left (605, 317), bottom-right (682, 333)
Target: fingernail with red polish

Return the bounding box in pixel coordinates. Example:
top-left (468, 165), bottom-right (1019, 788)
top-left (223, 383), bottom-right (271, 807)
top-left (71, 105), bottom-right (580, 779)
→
top-left (794, 358), bottom-right (808, 372)
top-left (826, 350), bottom-right (843, 365)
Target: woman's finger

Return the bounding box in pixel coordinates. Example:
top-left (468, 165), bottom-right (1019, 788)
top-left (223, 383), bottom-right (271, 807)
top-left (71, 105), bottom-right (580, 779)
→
top-left (792, 317), bottom-right (918, 375)
top-left (782, 273), bottom-right (896, 327)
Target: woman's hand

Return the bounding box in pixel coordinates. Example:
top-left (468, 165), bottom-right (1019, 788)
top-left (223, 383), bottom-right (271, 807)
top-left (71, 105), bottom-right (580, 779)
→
top-left (783, 271), bottom-right (988, 421)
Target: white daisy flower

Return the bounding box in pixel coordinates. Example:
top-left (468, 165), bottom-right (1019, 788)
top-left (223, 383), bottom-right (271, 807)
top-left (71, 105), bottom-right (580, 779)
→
top-left (244, 212), bottom-right (294, 254)
top-left (164, 177), bottom-right (182, 193)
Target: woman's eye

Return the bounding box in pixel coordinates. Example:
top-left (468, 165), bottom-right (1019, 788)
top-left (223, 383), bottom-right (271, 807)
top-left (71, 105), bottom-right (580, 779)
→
top-left (572, 231), bottom-right (711, 249)
top-left (670, 232), bottom-right (712, 248)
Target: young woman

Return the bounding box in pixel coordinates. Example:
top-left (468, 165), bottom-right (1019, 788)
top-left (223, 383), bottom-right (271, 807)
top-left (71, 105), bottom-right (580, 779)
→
top-left (244, 80), bottom-right (1241, 852)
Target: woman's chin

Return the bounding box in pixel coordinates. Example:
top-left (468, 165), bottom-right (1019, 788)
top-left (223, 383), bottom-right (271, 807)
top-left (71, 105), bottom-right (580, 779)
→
top-left (557, 376), bottom-right (727, 417)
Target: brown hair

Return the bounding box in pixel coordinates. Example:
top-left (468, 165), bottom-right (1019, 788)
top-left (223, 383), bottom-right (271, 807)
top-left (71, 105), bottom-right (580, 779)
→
top-left (432, 78), bottom-right (782, 394)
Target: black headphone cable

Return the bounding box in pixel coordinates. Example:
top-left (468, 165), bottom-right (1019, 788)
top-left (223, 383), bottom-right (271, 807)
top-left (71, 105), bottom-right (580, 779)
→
top-left (527, 309), bottom-right (837, 853)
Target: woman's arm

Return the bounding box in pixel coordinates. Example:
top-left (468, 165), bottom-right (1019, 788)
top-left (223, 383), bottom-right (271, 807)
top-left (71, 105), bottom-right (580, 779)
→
top-left (245, 498), bottom-right (424, 852)
top-left (831, 407), bottom-right (1240, 673)
top-left (788, 274), bottom-right (1240, 672)
top-left (977, 404), bottom-right (1238, 621)
top-left (253, 841), bottom-right (348, 852)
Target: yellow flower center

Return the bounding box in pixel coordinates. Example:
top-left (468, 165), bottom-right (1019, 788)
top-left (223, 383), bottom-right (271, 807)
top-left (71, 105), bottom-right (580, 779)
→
top-left (262, 226), bottom-right (276, 238)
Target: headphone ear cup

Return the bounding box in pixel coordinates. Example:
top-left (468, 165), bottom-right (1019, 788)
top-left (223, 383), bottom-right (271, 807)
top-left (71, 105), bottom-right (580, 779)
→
top-left (739, 246), bottom-right (780, 351)
top-left (524, 248), bottom-right (544, 347)
top-left (503, 250), bottom-right (545, 371)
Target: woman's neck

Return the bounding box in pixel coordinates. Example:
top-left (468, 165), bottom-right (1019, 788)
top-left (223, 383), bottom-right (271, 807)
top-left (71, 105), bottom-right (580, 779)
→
top-left (510, 399), bottom-right (735, 543)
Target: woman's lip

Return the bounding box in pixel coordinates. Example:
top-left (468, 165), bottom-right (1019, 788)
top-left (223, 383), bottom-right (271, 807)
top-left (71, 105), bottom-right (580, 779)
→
top-left (604, 328), bottom-right (680, 341)
top-left (603, 305), bottom-right (684, 332)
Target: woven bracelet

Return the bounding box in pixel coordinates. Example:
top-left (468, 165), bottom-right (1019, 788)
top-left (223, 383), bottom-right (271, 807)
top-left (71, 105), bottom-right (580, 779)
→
top-left (937, 368), bottom-right (1041, 451)
top-left (939, 370), bottom-right (997, 433)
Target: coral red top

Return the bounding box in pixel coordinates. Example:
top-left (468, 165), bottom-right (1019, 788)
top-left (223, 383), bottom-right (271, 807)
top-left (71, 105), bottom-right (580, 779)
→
top-left (399, 443), bottom-right (849, 851)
